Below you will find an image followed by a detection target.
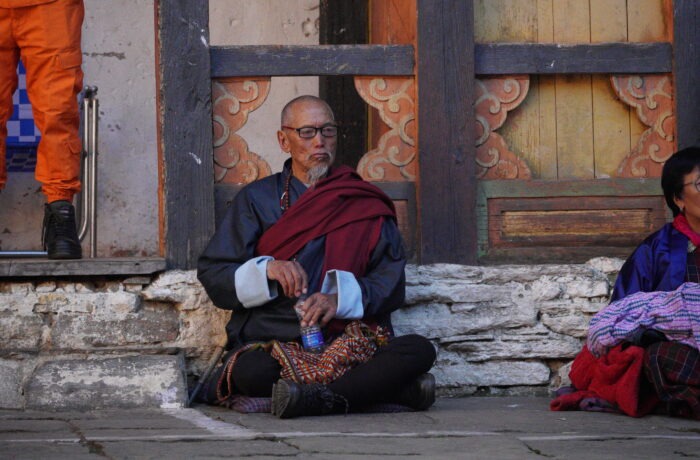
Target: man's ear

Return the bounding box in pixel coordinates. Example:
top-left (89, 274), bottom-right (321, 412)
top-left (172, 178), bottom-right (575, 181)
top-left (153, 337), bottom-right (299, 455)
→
top-left (277, 130), bottom-right (290, 153)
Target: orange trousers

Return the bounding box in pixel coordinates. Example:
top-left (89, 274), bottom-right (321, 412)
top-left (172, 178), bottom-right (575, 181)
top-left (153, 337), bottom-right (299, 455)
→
top-left (0, 0), bottom-right (84, 203)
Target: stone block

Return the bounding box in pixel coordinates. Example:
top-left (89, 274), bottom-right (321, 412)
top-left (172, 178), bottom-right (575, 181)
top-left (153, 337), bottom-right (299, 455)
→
top-left (26, 354), bottom-right (187, 411)
top-left (35, 282), bottom-right (57, 293)
top-left (392, 300), bottom-right (536, 338)
top-left (541, 312), bottom-right (590, 338)
top-left (445, 329), bottom-right (582, 361)
top-left (51, 306), bottom-right (179, 348)
top-left (0, 312), bottom-right (43, 351)
top-left (433, 350), bottom-right (550, 387)
top-left (0, 359), bottom-right (24, 409)
top-left (0, 293), bottom-right (37, 313)
top-left (143, 270), bottom-right (206, 310)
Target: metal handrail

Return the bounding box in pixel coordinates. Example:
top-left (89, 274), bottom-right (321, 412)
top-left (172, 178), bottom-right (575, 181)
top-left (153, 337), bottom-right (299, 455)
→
top-left (0, 86), bottom-right (98, 259)
top-left (77, 86), bottom-right (99, 258)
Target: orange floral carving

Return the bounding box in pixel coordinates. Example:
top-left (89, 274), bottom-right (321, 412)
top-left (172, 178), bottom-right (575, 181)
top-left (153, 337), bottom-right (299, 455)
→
top-left (354, 77), bottom-right (416, 181)
top-left (475, 76), bottom-right (531, 179)
top-left (212, 78), bottom-right (272, 184)
top-left (612, 75), bottom-right (675, 178)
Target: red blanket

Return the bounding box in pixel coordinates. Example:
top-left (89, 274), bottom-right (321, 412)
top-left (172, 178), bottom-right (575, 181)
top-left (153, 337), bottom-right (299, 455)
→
top-left (551, 344), bottom-right (659, 417)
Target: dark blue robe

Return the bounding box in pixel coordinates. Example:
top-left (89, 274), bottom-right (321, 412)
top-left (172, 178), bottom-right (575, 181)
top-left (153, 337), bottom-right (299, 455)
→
top-left (611, 223), bottom-right (688, 302)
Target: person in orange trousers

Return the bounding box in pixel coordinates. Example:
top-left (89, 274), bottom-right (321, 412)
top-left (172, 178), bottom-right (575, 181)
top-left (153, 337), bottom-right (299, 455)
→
top-left (0, 0), bottom-right (84, 259)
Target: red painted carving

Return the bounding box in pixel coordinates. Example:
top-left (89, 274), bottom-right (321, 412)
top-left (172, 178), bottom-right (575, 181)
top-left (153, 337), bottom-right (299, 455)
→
top-left (612, 75), bottom-right (675, 178)
top-left (354, 77), bottom-right (416, 181)
top-left (475, 76), bottom-right (532, 179)
top-left (212, 78), bottom-right (272, 184)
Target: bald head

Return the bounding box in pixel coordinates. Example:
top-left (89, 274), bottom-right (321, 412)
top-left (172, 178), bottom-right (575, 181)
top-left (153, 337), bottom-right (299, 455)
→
top-left (281, 95), bottom-right (335, 126)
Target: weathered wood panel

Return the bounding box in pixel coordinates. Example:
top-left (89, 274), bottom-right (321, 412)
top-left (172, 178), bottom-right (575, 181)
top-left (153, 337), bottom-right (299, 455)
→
top-left (491, 198), bottom-right (665, 246)
top-left (477, 179), bottom-right (666, 262)
top-left (156, 0), bottom-right (216, 269)
top-left (417, 0), bottom-right (476, 263)
top-left (210, 45), bottom-right (415, 77)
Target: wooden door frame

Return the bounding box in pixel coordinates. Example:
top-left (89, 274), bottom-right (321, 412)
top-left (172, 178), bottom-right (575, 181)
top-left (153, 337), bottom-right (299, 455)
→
top-left (155, 0), bottom-right (698, 269)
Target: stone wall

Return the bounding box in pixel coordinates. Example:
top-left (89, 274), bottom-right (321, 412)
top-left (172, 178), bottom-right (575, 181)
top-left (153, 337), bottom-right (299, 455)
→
top-left (0, 258), bottom-right (623, 410)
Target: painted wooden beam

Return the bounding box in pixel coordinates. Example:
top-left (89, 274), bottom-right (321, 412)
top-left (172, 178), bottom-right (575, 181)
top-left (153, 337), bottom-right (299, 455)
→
top-left (417, 0), bottom-right (476, 264)
top-left (476, 42), bottom-right (673, 75)
top-left (674, 0), bottom-right (700, 148)
top-left (155, 0), bottom-right (215, 269)
top-left (210, 44), bottom-right (415, 77)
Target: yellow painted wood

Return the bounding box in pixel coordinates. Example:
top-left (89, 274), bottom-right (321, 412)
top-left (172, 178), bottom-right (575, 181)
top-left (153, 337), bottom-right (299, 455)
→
top-left (532, 0), bottom-right (557, 179)
top-left (553, 0), bottom-right (590, 43)
top-left (474, 0), bottom-right (538, 42)
top-left (628, 0), bottom-right (670, 42)
top-left (591, 0), bottom-right (627, 43)
top-left (591, 0), bottom-right (632, 178)
top-left (553, 1), bottom-right (593, 179)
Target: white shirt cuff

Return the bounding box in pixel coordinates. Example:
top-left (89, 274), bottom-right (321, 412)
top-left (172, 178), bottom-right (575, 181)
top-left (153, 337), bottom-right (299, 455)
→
top-left (234, 256), bottom-right (278, 308)
top-left (321, 269), bottom-right (363, 319)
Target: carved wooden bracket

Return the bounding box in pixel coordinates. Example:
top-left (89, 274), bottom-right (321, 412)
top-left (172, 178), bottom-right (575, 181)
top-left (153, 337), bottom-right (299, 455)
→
top-left (354, 77), bottom-right (416, 181)
top-left (475, 76), bottom-right (531, 180)
top-left (212, 78), bottom-right (272, 184)
top-left (612, 75), bottom-right (675, 178)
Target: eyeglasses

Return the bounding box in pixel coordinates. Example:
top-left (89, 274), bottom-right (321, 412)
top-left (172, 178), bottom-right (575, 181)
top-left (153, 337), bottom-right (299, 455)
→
top-left (282, 124), bottom-right (338, 139)
top-left (683, 178), bottom-right (700, 193)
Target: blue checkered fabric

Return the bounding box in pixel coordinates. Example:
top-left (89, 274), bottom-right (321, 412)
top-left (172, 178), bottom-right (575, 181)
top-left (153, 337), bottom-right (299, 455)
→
top-left (6, 62), bottom-right (40, 172)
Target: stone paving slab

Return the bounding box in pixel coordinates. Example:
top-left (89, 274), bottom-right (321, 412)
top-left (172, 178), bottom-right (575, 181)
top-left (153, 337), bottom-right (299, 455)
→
top-left (0, 397), bottom-right (698, 459)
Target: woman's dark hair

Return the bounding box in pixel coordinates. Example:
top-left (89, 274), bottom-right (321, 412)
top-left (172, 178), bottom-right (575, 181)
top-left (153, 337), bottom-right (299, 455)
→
top-left (661, 146), bottom-right (700, 216)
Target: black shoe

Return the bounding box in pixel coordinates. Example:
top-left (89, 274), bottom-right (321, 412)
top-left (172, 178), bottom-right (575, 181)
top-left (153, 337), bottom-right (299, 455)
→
top-left (397, 373), bottom-right (436, 411)
top-left (42, 200), bottom-right (82, 260)
top-left (271, 379), bottom-right (348, 419)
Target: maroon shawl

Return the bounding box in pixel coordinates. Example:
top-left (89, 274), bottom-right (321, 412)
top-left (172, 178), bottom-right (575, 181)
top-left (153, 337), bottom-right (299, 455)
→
top-left (256, 165), bottom-right (396, 285)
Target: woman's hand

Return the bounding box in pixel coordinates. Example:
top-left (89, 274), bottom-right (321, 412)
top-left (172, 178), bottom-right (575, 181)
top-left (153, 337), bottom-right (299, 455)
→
top-left (266, 259), bottom-right (308, 298)
top-left (297, 293), bottom-right (338, 327)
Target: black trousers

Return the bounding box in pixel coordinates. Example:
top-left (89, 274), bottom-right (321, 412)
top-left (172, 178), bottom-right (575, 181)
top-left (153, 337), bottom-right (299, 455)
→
top-left (198, 334), bottom-right (436, 408)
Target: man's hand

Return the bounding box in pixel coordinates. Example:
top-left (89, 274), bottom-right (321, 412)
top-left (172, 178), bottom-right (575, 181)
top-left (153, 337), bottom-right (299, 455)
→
top-left (297, 293), bottom-right (338, 327)
top-left (266, 260), bottom-right (308, 298)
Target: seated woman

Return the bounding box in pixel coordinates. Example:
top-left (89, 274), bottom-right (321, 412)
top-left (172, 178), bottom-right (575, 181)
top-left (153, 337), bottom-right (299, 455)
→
top-left (552, 147), bottom-right (700, 419)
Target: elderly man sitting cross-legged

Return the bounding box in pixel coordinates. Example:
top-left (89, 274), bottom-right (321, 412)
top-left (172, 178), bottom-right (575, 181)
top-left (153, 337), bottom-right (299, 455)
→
top-left (196, 95), bottom-right (436, 418)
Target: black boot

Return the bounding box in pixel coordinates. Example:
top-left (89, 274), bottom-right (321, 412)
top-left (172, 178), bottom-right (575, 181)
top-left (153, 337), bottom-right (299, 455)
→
top-left (396, 373), bottom-right (436, 411)
top-left (42, 200), bottom-right (82, 260)
top-left (271, 379), bottom-right (349, 419)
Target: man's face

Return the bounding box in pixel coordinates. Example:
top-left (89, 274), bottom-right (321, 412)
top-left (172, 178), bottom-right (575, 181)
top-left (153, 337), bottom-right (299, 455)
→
top-left (277, 100), bottom-right (337, 183)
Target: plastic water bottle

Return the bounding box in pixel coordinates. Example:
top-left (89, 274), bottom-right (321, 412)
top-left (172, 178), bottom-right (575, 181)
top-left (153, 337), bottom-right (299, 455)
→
top-left (294, 294), bottom-right (325, 353)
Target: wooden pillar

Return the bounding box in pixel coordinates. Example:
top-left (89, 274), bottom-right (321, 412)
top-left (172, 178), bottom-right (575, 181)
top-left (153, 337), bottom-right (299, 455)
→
top-left (416, 0), bottom-right (476, 264)
top-left (674, 0), bottom-right (700, 149)
top-left (155, 0), bottom-right (215, 269)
